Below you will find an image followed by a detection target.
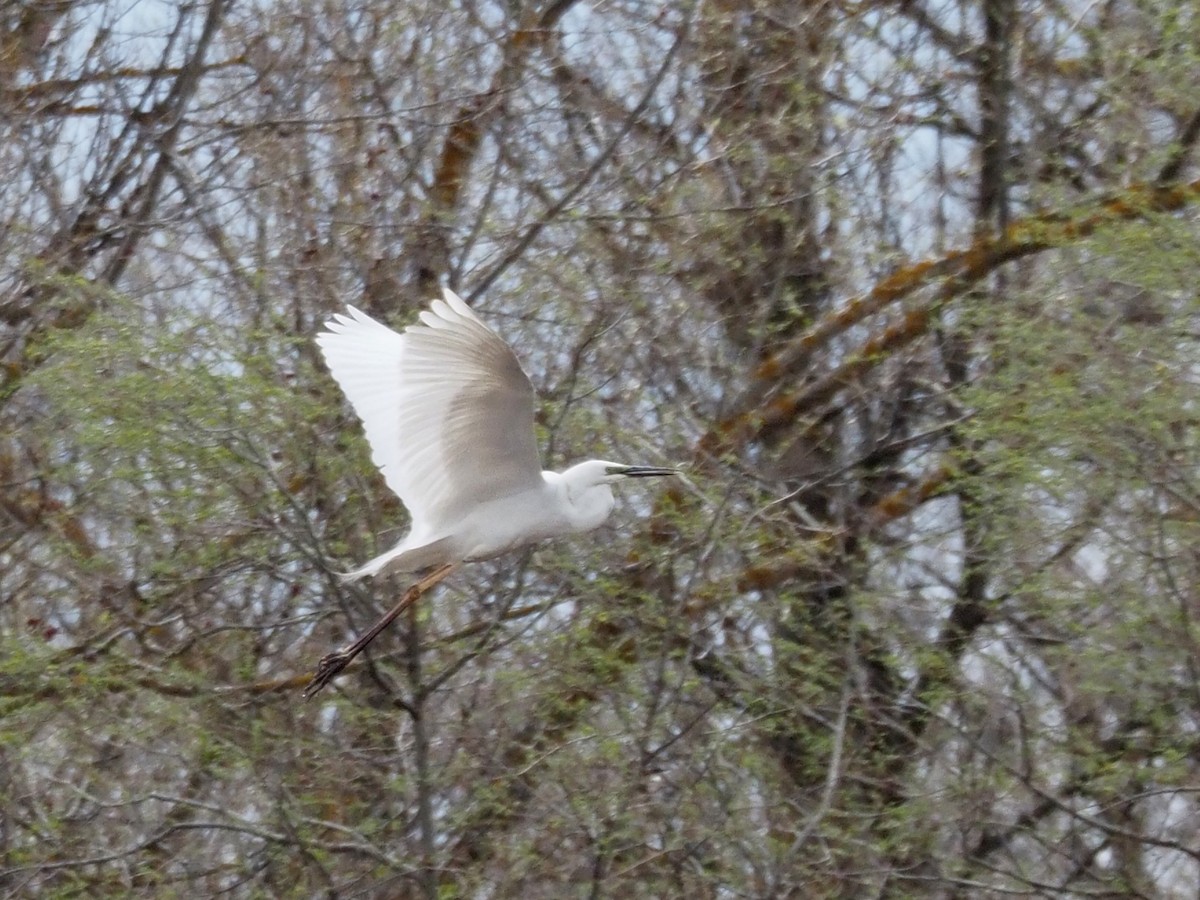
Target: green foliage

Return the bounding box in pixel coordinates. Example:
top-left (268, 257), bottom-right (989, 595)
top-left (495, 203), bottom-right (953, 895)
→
top-left (26, 302), bottom-right (335, 583)
top-left (6, 0), bottom-right (1200, 895)
top-left (945, 216), bottom-right (1200, 869)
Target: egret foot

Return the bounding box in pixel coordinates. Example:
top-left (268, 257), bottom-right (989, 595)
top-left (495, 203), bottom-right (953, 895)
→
top-left (302, 563), bottom-right (457, 700)
top-left (303, 649), bottom-right (353, 699)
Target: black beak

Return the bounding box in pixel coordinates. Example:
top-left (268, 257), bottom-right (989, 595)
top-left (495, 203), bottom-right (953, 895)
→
top-left (621, 466), bottom-right (678, 478)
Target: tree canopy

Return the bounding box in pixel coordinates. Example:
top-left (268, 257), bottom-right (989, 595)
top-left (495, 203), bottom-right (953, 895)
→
top-left (3, 0), bottom-right (1199, 896)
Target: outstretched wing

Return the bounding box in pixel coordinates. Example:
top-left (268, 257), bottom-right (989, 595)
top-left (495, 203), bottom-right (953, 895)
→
top-left (316, 288), bottom-right (543, 537)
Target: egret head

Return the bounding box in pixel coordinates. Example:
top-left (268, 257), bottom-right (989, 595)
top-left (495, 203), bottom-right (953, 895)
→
top-left (554, 459), bottom-right (677, 532)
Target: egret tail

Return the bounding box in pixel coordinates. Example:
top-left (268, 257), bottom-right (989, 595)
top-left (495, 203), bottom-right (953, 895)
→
top-left (337, 536), bottom-right (454, 581)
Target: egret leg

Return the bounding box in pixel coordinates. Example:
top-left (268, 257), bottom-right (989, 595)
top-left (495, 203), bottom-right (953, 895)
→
top-left (303, 563), bottom-right (457, 699)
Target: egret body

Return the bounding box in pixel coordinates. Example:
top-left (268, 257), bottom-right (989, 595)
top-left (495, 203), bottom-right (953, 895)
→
top-left (305, 289), bottom-right (674, 696)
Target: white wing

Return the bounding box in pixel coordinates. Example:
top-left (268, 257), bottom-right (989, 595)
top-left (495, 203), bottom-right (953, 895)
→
top-left (316, 288), bottom-right (543, 538)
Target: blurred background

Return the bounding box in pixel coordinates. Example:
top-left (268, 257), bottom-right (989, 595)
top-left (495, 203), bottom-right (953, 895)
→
top-left (2, 0), bottom-right (1199, 896)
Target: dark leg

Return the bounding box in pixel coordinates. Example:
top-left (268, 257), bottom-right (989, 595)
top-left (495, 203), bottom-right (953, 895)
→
top-left (303, 563), bottom-right (456, 699)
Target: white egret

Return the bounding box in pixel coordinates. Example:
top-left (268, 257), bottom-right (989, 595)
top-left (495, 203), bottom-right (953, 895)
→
top-left (305, 288), bottom-right (675, 697)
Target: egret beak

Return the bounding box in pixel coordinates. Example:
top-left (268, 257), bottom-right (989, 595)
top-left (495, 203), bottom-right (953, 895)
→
top-left (619, 466), bottom-right (678, 478)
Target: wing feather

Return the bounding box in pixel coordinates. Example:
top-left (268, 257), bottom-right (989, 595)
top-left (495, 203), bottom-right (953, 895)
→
top-left (316, 289), bottom-right (543, 537)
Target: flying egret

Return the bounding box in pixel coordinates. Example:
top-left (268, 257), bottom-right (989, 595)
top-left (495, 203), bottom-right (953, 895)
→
top-left (304, 288), bottom-right (676, 697)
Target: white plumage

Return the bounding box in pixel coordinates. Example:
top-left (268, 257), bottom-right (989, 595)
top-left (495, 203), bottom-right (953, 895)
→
top-left (315, 288), bottom-right (675, 580)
